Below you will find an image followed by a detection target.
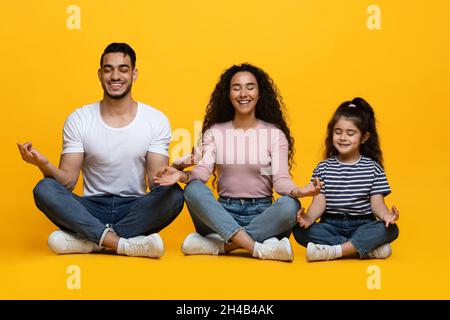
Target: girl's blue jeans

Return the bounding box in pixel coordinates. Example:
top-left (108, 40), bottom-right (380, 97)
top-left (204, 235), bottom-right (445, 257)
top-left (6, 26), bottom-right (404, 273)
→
top-left (293, 214), bottom-right (399, 257)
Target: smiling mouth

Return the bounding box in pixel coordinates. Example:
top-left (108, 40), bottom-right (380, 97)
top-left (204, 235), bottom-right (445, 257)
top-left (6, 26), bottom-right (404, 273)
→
top-left (237, 100), bottom-right (251, 105)
top-left (108, 83), bottom-right (125, 89)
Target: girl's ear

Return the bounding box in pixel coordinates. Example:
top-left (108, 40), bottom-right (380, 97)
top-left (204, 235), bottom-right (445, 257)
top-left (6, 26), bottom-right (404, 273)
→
top-left (361, 132), bottom-right (371, 144)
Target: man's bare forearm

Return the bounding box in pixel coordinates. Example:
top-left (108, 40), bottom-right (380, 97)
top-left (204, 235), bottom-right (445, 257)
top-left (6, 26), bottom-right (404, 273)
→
top-left (38, 162), bottom-right (76, 190)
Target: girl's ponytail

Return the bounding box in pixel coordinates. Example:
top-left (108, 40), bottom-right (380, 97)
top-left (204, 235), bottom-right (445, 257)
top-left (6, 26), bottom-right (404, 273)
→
top-left (351, 97), bottom-right (375, 121)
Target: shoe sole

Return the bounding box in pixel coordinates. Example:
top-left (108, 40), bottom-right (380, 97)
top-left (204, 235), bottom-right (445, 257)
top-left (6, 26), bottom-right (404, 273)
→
top-left (148, 233), bottom-right (165, 258)
top-left (280, 238), bottom-right (294, 262)
top-left (306, 242), bottom-right (315, 262)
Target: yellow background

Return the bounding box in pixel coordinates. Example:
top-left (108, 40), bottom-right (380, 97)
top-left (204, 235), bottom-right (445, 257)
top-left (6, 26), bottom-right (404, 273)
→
top-left (1, 0), bottom-right (449, 299)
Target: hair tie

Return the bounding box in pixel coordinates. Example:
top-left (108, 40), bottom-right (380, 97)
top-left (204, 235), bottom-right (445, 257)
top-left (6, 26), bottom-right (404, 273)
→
top-left (348, 103), bottom-right (356, 108)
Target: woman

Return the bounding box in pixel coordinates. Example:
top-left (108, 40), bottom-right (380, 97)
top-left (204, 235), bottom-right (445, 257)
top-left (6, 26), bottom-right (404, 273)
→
top-left (155, 64), bottom-right (321, 261)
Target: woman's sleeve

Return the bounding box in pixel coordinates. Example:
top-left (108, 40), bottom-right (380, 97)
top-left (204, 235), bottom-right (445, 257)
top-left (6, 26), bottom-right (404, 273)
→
top-left (271, 130), bottom-right (298, 195)
top-left (187, 129), bottom-right (217, 183)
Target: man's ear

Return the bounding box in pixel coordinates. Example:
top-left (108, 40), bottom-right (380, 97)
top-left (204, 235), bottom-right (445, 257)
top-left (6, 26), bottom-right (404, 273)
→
top-left (133, 68), bottom-right (138, 82)
top-left (98, 68), bottom-right (102, 81)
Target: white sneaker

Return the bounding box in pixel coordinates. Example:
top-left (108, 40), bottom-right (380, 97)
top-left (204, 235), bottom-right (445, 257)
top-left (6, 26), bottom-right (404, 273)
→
top-left (254, 237), bottom-right (294, 262)
top-left (181, 232), bottom-right (225, 255)
top-left (118, 233), bottom-right (164, 258)
top-left (262, 237), bottom-right (279, 245)
top-left (306, 242), bottom-right (339, 261)
top-left (367, 243), bottom-right (392, 259)
top-left (48, 230), bottom-right (104, 254)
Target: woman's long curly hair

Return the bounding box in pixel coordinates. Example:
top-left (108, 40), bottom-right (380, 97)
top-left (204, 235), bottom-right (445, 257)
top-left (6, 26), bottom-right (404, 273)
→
top-left (324, 97), bottom-right (384, 167)
top-left (201, 63), bottom-right (295, 187)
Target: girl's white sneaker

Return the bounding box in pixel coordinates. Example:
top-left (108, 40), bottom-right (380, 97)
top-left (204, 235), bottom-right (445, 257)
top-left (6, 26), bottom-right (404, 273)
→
top-left (367, 243), bottom-right (392, 259)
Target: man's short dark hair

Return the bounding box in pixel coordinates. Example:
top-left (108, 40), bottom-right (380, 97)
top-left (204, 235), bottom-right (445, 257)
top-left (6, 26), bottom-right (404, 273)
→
top-left (100, 43), bottom-right (136, 69)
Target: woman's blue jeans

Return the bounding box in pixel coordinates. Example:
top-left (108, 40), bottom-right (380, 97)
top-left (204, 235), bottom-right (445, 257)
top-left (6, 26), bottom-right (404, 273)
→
top-left (183, 180), bottom-right (301, 243)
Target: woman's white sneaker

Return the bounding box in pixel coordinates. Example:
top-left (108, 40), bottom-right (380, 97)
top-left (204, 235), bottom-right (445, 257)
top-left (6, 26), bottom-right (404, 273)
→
top-left (181, 232), bottom-right (225, 255)
top-left (48, 230), bottom-right (104, 254)
top-left (117, 233), bottom-right (164, 258)
top-left (253, 237), bottom-right (294, 262)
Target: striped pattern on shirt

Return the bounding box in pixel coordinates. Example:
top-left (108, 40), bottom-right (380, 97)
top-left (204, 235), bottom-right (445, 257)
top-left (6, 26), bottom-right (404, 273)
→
top-left (311, 156), bottom-right (391, 217)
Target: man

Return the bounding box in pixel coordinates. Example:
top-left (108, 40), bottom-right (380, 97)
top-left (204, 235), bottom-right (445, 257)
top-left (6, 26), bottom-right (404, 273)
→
top-left (17, 43), bottom-right (184, 258)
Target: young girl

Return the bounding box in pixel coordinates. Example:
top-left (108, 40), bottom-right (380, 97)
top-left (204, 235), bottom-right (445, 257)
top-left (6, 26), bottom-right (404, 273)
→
top-left (293, 97), bottom-right (399, 261)
top-left (154, 63), bottom-right (321, 261)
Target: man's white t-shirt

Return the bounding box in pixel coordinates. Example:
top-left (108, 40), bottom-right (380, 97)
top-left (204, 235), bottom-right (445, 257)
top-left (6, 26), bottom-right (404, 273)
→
top-left (62, 102), bottom-right (171, 197)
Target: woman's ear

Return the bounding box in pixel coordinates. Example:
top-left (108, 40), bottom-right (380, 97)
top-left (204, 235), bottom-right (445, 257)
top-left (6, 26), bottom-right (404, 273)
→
top-left (361, 132), bottom-right (371, 144)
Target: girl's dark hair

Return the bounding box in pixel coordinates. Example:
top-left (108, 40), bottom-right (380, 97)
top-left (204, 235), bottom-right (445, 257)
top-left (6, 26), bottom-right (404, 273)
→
top-left (201, 63), bottom-right (295, 186)
top-left (324, 97), bottom-right (384, 167)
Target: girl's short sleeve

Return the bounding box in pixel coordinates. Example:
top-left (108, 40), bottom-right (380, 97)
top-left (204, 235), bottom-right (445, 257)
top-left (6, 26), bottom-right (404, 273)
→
top-left (370, 165), bottom-right (391, 196)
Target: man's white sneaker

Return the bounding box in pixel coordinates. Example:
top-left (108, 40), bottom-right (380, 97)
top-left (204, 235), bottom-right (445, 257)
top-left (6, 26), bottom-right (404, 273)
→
top-left (367, 243), bottom-right (392, 259)
top-left (118, 233), bottom-right (164, 258)
top-left (253, 237), bottom-right (293, 262)
top-left (306, 242), bottom-right (340, 262)
top-left (181, 232), bottom-right (225, 255)
top-left (48, 230), bottom-right (104, 254)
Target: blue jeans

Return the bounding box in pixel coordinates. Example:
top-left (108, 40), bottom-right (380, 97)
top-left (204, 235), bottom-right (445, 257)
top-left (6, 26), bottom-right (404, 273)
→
top-left (33, 178), bottom-right (184, 245)
top-left (183, 180), bottom-right (301, 243)
top-left (292, 215), bottom-right (399, 258)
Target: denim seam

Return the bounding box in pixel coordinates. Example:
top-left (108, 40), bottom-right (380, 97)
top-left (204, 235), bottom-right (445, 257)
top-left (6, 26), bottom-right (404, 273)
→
top-left (349, 238), bottom-right (365, 258)
top-left (99, 227), bottom-right (114, 246)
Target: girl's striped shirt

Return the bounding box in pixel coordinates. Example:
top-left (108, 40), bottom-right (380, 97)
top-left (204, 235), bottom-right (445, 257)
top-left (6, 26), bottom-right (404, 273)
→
top-left (311, 156), bottom-right (391, 217)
